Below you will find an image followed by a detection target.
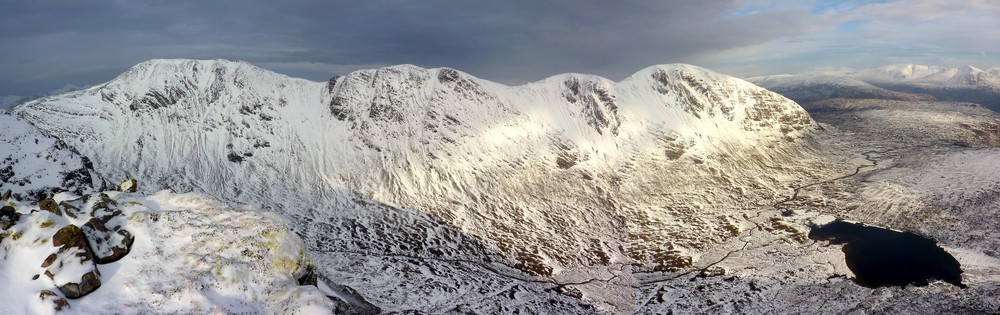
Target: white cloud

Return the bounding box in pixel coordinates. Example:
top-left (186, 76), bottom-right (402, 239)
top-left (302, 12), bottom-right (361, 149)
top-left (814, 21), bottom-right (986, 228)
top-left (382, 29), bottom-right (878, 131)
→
top-left (700, 0), bottom-right (1000, 76)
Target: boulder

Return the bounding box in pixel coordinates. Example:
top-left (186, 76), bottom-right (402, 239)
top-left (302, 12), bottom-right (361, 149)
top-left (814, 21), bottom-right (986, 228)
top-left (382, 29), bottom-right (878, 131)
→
top-left (118, 179), bottom-right (138, 193)
top-left (82, 213), bottom-right (135, 264)
top-left (0, 205), bottom-right (19, 230)
top-left (1, 189), bottom-right (10, 201)
top-left (39, 198), bottom-right (62, 216)
top-left (38, 290), bottom-right (70, 312)
top-left (43, 225), bottom-right (101, 298)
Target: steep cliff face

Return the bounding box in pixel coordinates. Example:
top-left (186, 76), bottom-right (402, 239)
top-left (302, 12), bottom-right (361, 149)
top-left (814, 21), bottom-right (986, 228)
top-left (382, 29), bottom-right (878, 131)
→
top-left (13, 59), bottom-right (821, 313)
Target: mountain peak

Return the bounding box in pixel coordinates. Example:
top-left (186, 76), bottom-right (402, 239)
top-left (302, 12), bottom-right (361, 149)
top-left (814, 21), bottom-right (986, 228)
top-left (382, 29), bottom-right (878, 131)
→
top-left (116, 58), bottom-right (274, 82)
top-left (627, 63), bottom-right (719, 80)
top-left (131, 58), bottom-right (254, 70)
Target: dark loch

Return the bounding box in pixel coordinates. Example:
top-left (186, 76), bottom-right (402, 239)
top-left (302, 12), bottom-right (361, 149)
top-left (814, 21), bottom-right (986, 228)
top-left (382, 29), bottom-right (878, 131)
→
top-left (809, 220), bottom-right (965, 288)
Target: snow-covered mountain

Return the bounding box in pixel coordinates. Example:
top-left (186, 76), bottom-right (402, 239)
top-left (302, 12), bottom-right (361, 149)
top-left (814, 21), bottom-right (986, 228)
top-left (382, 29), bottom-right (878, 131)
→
top-left (747, 74), bottom-right (934, 104)
top-left (7, 59), bottom-right (1000, 313)
top-left (11, 59), bottom-right (822, 313)
top-left (751, 64), bottom-right (1000, 110)
top-left (851, 64), bottom-right (1000, 88)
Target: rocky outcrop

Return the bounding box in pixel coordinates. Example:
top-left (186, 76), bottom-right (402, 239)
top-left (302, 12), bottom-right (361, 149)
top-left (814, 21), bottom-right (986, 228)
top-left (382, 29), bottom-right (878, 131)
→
top-left (55, 193), bottom-right (135, 264)
top-left (2, 184), bottom-right (334, 312)
top-left (2, 187), bottom-right (138, 301)
top-left (43, 225), bottom-right (102, 298)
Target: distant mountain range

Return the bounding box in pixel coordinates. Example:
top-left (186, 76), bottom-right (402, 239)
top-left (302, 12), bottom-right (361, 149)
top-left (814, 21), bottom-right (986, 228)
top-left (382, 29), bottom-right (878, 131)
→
top-left (749, 64), bottom-right (1000, 110)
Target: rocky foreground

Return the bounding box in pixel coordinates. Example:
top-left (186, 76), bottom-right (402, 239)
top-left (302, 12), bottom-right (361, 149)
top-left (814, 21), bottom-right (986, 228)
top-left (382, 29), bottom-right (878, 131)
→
top-left (0, 180), bottom-right (333, 314)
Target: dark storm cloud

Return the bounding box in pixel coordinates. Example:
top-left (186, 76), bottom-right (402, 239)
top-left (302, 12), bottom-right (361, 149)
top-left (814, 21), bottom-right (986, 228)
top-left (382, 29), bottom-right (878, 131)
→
top-left (0, 1), bottom-right (821, 95)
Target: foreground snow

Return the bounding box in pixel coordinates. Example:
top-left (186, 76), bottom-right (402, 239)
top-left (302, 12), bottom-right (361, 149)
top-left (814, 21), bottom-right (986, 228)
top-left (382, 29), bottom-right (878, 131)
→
top-left (0, 189), bottom-right (331, 314)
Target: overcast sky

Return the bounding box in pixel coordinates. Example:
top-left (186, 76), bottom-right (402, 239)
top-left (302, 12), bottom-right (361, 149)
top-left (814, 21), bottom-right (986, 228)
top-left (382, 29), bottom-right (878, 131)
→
top-left (2, 0), bottom-right (999, 96)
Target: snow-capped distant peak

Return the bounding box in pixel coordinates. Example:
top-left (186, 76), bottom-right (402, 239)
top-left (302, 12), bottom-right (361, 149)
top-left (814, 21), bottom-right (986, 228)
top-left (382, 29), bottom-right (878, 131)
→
top-left (850, 63), bottom-right (1000, 87)
top-left (746, 72), bottom-right (934, 103)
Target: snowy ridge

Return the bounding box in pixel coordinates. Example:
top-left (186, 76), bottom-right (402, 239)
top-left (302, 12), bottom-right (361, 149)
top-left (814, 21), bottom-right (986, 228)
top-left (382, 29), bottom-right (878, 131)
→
top-left (0, 113), bottom-right (102, 200)
top-left (13, 59), bottom-right (820, 313)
